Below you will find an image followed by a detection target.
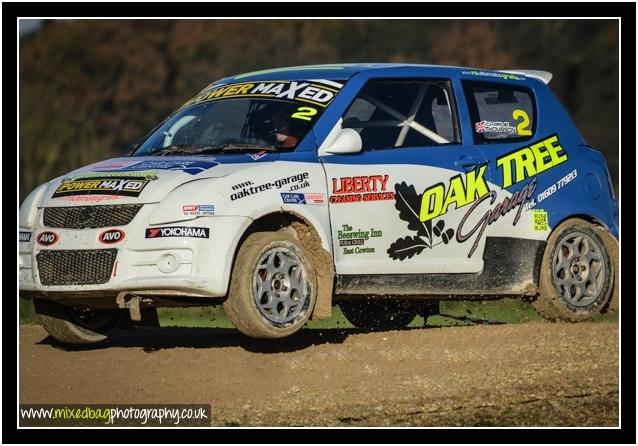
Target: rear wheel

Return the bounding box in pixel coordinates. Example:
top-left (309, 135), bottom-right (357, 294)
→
top-left (34, 299), bottom-right (125, 345)
top-left (533, 218), bottom-right (614, 321)
top-left (340, 300), bottom-right (429, 331)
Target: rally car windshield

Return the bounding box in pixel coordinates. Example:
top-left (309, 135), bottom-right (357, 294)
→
top-left (131, 98), bottom-right (322, 156)
top-left (130, 79), bottom-right (344, 156)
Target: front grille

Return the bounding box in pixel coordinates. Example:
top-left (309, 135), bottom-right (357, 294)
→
top-left (36, 249), bottom-right (117, 286)
top-left (43, 204), bottom-right (142, 229)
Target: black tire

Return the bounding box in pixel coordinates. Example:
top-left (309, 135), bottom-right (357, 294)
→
top-left (223, 232), bottom-right (317, 339)
top-left (418, 300), bottom-right (440, 323)
top-left (33, 299), bottom-right (125, 345)
top-left (340, 300), bottom-right (418, 331)
top-left (592, 224), bottom-right (619, 313)
top-left (533, 218), bottom-right (614, 321)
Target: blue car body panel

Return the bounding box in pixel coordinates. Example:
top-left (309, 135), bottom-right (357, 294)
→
top-left (249, 64), bottom-right (618, 241)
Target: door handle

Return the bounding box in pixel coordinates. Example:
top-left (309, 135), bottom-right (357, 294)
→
top-left (454, 156), bottom-right (483, 169)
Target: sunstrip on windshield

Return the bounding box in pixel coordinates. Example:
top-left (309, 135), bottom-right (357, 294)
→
top-left (182, 80), bottom-right (344, 109)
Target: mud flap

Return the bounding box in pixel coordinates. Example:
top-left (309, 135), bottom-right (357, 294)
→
top-left (116, 293), bottom-right (158, 325)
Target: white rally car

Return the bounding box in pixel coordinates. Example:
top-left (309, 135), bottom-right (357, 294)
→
top-left (19, 64), bottom-right (619, 344)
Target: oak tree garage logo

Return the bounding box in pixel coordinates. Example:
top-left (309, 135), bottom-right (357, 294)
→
top-left (230, 173), bottom-right (309, 201)
top-left (387, 182), bottom-right (454, 260)
top-left (388, 135), bottom-right (568, 259)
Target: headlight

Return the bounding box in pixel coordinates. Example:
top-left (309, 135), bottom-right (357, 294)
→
top-left (19, 183), bottom-right (49, 228)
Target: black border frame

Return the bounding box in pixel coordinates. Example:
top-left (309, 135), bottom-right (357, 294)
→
top-left (6, 2), bottom-right (635, 444)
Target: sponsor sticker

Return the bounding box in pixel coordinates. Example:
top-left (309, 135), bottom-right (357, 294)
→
top-left (304, 193), bottom-right (325, 205)
top-left (474, 120), bottom-right (517, 135)
top-left (19, 231), bottom-right (31, 243)
top-left (71, 171), bottom-right (158, 180)
top-left (98, 229), bottom-right (125, 244)
top-left (183, 80), bottom-right (343, 110)
top-left (52, 177), bottom-right (151, 198)
top-left (280, 192), bottom-right (325, 206)
top-left (182, 205), bottom-right (215, 216)
top-left (36, 231), bottom-right (59, 247)
top-left (461, 70), bottom-right (524, 81)
top-left (281, 192), bottom-right (306, 204)
top-left (387, 135), bottom-right (565, 260)
top-left (60, 195), bottom-right (122, 203)
top-left (496, 134), bottom-right (567, 188)
top-left (145, 226), bottom-right (210, 239)
top-left (337, 224), bottom-right (382, 255)
top-left (246, 150), bottom-right (268, 161)
top-left (231, 172), bottom-right (309, 201)
top-left (532, 209), bottom-right (549, 232)
top-left (330, 175), bottom-right (395, 204)
top-left (534, 169), bottom-right (578, 206)
top-left (116, 160), bottom-right (219, 176)
top-left (90, 160), bottom-right (139, 170)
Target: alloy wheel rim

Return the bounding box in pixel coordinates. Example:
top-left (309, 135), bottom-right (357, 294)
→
top-left (552, 232), bottom-right (606, 307)
top-left (253, 247), bottom-right (311, 325)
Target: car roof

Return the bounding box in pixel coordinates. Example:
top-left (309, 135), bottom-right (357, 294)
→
top-left (220, 63), bottom-right (552, 84)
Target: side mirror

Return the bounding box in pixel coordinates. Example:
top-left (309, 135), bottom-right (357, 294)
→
top-left (319, 127), bottom-right (362, 155)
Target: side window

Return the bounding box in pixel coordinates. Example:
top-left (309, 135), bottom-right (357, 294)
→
top-left (462, 81), bottom-right (536, 143)
top-left (342, 80), bottom-right (460, 151)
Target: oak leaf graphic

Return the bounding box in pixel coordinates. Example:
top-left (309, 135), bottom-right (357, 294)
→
top-left (393, 182), bottom-right (432, 244)
top-left (387, 235), bottom-right (429, 260)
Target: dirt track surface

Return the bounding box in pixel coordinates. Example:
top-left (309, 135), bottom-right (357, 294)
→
top-left (20, 322), bottom-right (618, 426)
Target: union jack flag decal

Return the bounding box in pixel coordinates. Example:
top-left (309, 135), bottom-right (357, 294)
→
top-left (475, 121), bottom-right (487, 133)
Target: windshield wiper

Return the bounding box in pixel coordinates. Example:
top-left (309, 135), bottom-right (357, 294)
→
top-left (152, 144), bottom-right (204, 156)
top-left (203, 143), bottom-right (278, 153)
top-left (152, 143), bottom-right (277, 156)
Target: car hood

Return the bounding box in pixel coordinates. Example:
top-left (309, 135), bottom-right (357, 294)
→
top-left (39, 153), bottom-right (279, 207)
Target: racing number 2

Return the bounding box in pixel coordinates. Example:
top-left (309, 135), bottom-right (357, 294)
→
top-left (513, 109), bottom-right (532, 136)
top-left (291, 106), bottom-right (317, 121)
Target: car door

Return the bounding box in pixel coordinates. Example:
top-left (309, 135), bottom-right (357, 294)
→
top-left (320, 78), bottom-right (491, 276)
top-left (459, 79), bottom-right (549, 242)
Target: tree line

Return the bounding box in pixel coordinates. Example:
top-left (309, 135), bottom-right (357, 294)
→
top-left (19, 19), bottom-right (619, 202)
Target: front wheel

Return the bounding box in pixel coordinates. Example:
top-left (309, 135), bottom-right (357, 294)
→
top-left (533, 218), bottom-right (614, 321)
top-left (34, 299), bottom-right (125, 345)
top-left (223, 232), bottom-right (317, 339)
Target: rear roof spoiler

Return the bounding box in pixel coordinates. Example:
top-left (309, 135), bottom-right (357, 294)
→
top-left (498, 70), bottom-right (553, 84)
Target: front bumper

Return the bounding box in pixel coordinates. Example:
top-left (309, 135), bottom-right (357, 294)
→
top-left (19, 206), bottom-right (251, 301)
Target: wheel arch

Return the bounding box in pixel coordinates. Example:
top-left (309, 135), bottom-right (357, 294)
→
top-left (550, 209), bottom-right (618, 241)
top-left (551, 213), bottom-right (611, 234)
top-left (229, 210), bottom-right (335, 320)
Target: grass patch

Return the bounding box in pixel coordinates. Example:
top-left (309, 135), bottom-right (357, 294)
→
top-left (19, 298), bottom-right (38, 325)
top-left (438, 299), bottom-right (543, 324)
top-left (20, 297), bottom-right (618, 327)
top-left (157, 306), bottom-right (234, 328)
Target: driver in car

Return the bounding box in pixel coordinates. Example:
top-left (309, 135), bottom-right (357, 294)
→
top-left (272, 113), bottom-right (299, 148)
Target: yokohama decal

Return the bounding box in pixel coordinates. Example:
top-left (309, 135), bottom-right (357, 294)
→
top-left (145, 226), bottom-right (210, 239)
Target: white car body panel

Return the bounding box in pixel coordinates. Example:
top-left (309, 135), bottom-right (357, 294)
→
top-left (20, 159), bottom-right (333, 299)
